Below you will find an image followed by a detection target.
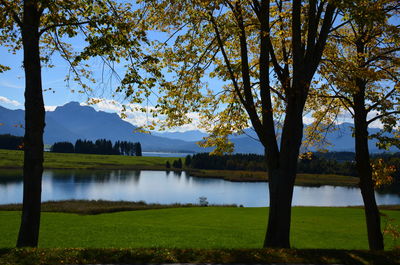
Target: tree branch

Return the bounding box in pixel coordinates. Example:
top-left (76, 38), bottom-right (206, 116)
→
top-left (292, 0), bottom-right (302, 71)
top-left (367, 87), bottom-right (399, 112)
top-left (367, 111), bottom-right (400, 125)
top-left (234, 1), bottom-right (264, 134)
top-left (267, 37), bottom-right (284, 82)
top-left (208, 12), bottom-right (246, 107)
top-left (39, 20), bottom-right (92, 36)
top-left (310, 2), bottom-right (336, 73)
top-left (306, 0), bottom-right (317, 55)
top-left (0, 0), bottom-right (22, 27)
top-left (362, 47), bottom-right (400, 67)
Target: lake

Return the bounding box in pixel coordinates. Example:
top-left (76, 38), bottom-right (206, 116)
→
top-left (142, 152), bottom-right (193, 157)
top-left (0, 169), bottom-right (399, 207)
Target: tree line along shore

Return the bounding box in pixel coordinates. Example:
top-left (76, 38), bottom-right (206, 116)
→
top-left (2, 148), bottom-right (400, 189)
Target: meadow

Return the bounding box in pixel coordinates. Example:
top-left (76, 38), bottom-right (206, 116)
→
top-left (1, 206), bottom-right (399, 249)
top-left (0, 149), bottom-right (174, 170)
top-left (0, 149), bottom-right (399, 264)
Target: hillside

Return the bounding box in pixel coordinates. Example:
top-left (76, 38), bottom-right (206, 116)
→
top-left (0, 102), bottom-right (397, 153)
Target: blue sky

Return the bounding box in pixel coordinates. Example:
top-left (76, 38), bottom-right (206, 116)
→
top-left (0, 13), bottom-right (388, 132)
top-left (0, 42), bottom-right (383, 130)
top-left (0, 46), bottom-right (93, 109)
top-left (0, 40), bottom-right (211, 132)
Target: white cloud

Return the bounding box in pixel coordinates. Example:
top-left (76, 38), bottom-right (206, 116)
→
top-left (0, 80), bottom-right (24, 90)
top-left (303, 109), bottom-right (390, 129)
top-left (88, 98), bottom-right (122, 113)
top-left (302, 115), bottom-right (314, 125)
top-left (45, 105), bottom-right (57, 111)
top-left (88, 97), bottom-right (203, 132)
top-left (335, 110), bottom-right (388, 129)
top-left (0, 96), bottom-right (21, 106)
top-left (366, 111), bottom-right (385, 129)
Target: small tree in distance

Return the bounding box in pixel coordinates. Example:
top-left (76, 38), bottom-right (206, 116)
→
top-left (185, 155), bottom-right (192, 167)
top-left (50, 142), bottom-right (74, 153)
top-left (172, 159), bottom-right (182, 169)
top-left (135, 142), bottom-right (142, 156)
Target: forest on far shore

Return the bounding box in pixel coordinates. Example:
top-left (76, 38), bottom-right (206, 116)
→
top-left (0, 134), bottom-right (142, 156)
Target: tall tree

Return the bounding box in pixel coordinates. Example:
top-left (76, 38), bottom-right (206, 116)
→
top-left (314, 0), bottom-right (400, 250)
top-left (135, 0), bottom-right (337, 248)
top-left (0, 0), bottom-right (145, 247)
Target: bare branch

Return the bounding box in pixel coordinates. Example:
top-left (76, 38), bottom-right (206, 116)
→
top-left (329, 20), bottom-right (351, 33)
top-left (208, 12), bottom-right (245, 107)
top-left (269, 85), bottom-right (286, 101)
top-left (362, 47), bottom-right (400, 67)
top-left (39, 20), bottom-right (92, 36)
top-left (367, 111), bottom-right (400, 125)
top-left (367, 87), bottom-right (399, 112)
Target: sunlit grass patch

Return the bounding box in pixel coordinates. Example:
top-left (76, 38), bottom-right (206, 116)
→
top-left (0, 207), bottom-right (399, 250)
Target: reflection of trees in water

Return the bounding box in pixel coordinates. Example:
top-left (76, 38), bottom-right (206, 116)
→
top-left (173, 171), bottom-right (182, 178)
top-left (180, 172), bottom-right (190, 183)
top-left (0, 170), bottom-right (23, 184)
top-left (47, 170), bottom-right (141, 184)
top-left (188, 175), bottom-right (223, 186)
top-left (376, 184), bottom-right (400, 196)
top-left (131, 170), bottom-right (141, 184)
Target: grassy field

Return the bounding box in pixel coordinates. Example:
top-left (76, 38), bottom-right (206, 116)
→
top-left (0, 207), bottom-right (399, 249)
top-left (0, 149), bottom-right (360, 186)
top-left (0, 149), bottom-right (176, 170)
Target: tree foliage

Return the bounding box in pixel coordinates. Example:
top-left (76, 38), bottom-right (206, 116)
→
top-left (311, 0), bottom-right (400, 146)
top-left (134, 0), bottom-right (338, 248)
top-left (308, 0), bottom-right (400, 251)
top-left (0, 0), bottom-right (147, 247)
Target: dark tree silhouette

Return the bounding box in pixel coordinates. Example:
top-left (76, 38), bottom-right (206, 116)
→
top-left (0, 134), bottom-right (24, 150)
top-left (135, 142), bottom-right (142, 156)
top-left (185, 155), bottom-right (192, 167)
top-left (50, 142), bottom-right (74, 153)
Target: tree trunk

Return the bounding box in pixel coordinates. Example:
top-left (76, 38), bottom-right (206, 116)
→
top-left (17, 0), bottom-right (44, 248)
top-left (264, 96), bottom-right (304, 248)
top-left (353, 92), bottom-right (384, 250)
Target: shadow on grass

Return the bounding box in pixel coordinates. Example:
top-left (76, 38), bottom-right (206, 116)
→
top-left (0, 248), bottom-right (399, 265)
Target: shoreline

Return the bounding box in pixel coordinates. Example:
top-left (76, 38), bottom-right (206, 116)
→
top-left (0, 200), bottom-right (399, 213)
top-left (0, 149), bottom-right (359, 186)
top-left (0, 166), bottom-right (360, 187)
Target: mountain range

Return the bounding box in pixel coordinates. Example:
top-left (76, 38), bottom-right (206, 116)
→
top-left (0, 102), bottom-right (396, 154)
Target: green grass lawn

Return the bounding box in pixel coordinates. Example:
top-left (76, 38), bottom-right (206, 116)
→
top-left (0, 149), bottom-right (176, 170)
top-left (1, 207), bottom-right (399, 249)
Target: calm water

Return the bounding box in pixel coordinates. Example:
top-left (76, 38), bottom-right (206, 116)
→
top-left (142, 152), bottom-right (193, 157)
top-left (0, 169), bottom-right (399, 206)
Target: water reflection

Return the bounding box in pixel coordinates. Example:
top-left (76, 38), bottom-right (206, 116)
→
top-left (0, 169), bottom-right (400, 207)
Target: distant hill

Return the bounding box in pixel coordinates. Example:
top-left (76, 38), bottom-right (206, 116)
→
top-left (0, 102), bottom-right (210, 153)
top-left (153, 130), bottom-right (208, 142)
top-left (154, 123), bottom-right (397, 153)
top-left (0, 102), bottom-right (397, 154)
